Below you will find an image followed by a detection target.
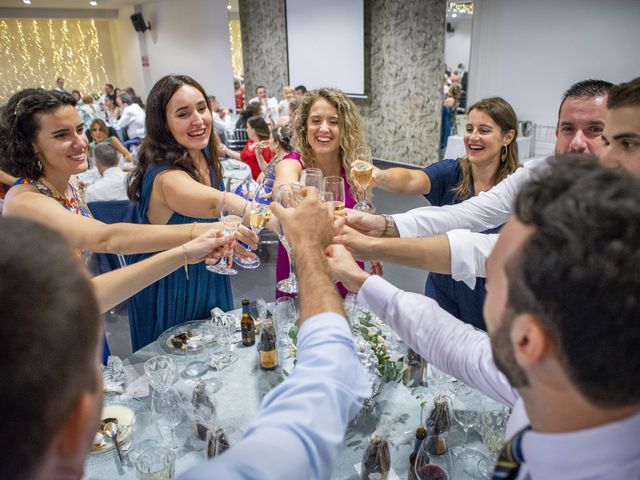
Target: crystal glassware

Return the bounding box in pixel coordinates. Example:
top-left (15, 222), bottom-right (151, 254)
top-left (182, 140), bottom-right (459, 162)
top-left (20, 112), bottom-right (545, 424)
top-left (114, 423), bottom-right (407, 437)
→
top-left (151, 386), bottom-right (185, 450)
top-left (300, 167), bottom-right (323, 190)
top-left (144, 355), bottom-right (178, 392)
top-left (477, 399), bottom-right (510, 478)
top-left (321, 176), bottom-right (346, 216)
top-left (134, 445), bottom-right (176, 480)
top-left (274, 183), bottom-right (303, 294)
top-left (414, 431), bottom-right (452, 480)
top-left (451, 389), bottom-right (481, 459)
top-left (274, 297), bottom-right (297, 358)
top-left (351, 146), bottom-right (375, 212)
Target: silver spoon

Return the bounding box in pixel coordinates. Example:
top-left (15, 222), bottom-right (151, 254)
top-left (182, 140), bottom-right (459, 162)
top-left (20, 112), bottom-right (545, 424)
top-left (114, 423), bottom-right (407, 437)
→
top-left (103, 421), bottom-right (125, 474)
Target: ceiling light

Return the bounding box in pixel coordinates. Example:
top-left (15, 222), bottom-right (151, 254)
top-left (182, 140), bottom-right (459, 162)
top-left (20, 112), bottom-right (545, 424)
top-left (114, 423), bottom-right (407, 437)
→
top-left (227, 4), bottom-right (231, 9)
top-left (23, 0), bottom-right (32, 4)
top-left (90, 0), bottom-right (97, 5)
top-left (452, 13), bottom-right (457, 17)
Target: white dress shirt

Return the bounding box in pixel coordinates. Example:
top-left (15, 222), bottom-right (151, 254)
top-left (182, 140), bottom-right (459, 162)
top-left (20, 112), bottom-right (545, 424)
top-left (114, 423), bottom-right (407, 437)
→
top-left (116, 103), bottom-right (146, 139)
top-left (84, 167), bottom-right (129, 203)
top-left (392, 156), bottom-right (550, 238)
top-left (358, 275), bottom-right (640, 480)
top-left (212, 111), bottom-right (234, 135)
top-left (446, 230), bottom-right (499, 288)
top-left (249, 96), bottom-right (279, 124)
top-left (179, 312), bottom-right (370, 480)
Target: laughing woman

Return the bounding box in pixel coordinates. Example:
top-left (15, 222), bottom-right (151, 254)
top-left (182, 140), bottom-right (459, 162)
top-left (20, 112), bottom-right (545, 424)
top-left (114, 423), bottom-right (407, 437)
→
top-left (126, 75), bottom-right (258, 350)
top-left (362, 97), bottom-right (519, 329)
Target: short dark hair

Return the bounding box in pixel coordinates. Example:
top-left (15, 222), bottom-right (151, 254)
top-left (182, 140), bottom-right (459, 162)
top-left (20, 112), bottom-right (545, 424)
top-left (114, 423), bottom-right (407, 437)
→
top-left (607, 77), bottom-right (640, 110)
top-left (255, 85), bottom-right (266, 93)
top-left (508, 154), bottom-right (640, 407)
top-left (93, 143), bottom-right (119, 168)
top-left (294, 85), bottom-right (307, 93)
top-left (0, 217), bottom-right (100, 480)
top-left (0, 88), bottom-right (77, 179)
top-left (120, 94), bottom-right (134, 106)
top-left (557, 79), bottom-right (613, 119)
top-left (105, 83), bottom-right (114, 90)
top-left (127, 74), bottom-right (221, 201)
top-left (247, 115), bottom-right (270, 140)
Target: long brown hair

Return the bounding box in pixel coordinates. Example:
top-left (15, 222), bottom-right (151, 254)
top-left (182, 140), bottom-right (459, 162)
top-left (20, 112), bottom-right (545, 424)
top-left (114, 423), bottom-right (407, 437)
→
top-left (456, 97), bottom-right (519, 200)
top-left (291, 88), bottom-right (367, 193)
top-left (127, 75), bottom-right (221, 200)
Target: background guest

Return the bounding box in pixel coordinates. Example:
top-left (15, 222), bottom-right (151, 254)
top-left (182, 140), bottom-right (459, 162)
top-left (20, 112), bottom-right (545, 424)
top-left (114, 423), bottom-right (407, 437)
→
top-left (224, 115), bottom-right (274, 180)
top-left (234, 100), bottom-right (262, 130)
top-left (294, 84), bottom-right (307, 97)
top-left (250, 84), bottom-right (278, 125)
top-left (117, 94), bottom-right (146, 141)
top-left (84, 144), bottom-right (129, 203)
top-left (88, 118), bottom-right (132, 164)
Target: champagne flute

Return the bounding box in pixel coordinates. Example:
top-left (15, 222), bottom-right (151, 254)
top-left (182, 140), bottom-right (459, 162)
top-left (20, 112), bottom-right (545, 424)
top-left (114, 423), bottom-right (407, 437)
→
top-left (274, 297), bottom-right (297, 358)
top-left (414, 432), bottom-right (452, 480)
top-left (322, 176), bottom-right (345, 216)
top-left (274, 183), bottom-right (302, 294)
top-left (207, 178), bottom-right (249, 275)
top-left (451, 389), bottom-right (481, 459)
top-left (351, 146), bottom-right (375, 212)
top-left (151, 386), bottom-right (185, 450)
top-left (477, 399), bottom-right (509, 478)
top-left (233, 179), bottom-right (267, 269)
top-left (300, 167), bottom-right (323, 190)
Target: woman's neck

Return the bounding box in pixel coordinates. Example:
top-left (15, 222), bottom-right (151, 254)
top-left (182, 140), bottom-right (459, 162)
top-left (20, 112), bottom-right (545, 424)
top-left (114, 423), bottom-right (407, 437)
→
top-left (470, 158), bottom-right (499, 193)
top-left (315, 152), bottom-right (342, 177)
top-left (41, 170), bottom-right (71, 197)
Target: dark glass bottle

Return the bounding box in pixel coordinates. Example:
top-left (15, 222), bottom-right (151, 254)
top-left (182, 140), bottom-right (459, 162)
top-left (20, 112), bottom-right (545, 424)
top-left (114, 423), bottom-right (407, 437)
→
top-left (258, 318), bottom-right (278, 370)
top-left (241, 299), bottom-right (255, 346)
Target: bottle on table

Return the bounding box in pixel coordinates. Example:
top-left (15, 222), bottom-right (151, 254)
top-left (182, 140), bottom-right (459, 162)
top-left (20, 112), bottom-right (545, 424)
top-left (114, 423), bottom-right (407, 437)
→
top-left (258, 317), bottom-right (278, 370)
top-left (241, 298), bottom-right (255, 347)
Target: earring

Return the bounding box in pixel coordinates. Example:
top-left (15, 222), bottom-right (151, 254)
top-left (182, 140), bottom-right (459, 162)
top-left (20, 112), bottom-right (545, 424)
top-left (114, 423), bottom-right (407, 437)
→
top-left (501, 144), bottom-right (508, 162)
top-left (35, 152), bottom-right (43, 170)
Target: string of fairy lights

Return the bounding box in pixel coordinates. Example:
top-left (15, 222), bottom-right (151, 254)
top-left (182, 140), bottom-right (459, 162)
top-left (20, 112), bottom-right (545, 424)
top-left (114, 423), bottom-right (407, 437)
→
top-left (228, 18), bottom-right (244, 78)
top-left (0, 18), bottom-right (109, 104)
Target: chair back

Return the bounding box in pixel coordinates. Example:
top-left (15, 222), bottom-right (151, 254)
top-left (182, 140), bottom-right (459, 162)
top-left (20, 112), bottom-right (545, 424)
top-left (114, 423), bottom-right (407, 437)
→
top-left (227, 128), bottom-right (248, 152)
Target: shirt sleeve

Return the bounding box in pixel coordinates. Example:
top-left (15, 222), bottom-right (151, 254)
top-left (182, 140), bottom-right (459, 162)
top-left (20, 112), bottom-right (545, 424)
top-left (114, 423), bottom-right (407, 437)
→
top-left (357, 276), bottom-right (518, 407)
top-left (446, 230), bottom-right (500, 288)
top-left (422, 159), bottom-right (460, 206)
top-left (116, 108), bottom-right (132, 129)
top-left (178, 313), bottom-right (371, 480)
top-left (392, 157), bottom-right (549, 238)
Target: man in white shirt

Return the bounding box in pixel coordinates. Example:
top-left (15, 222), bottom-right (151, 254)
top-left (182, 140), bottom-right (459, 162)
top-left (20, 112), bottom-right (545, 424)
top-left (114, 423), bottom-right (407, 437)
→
top-left (249, 85), bottom-right (279, 125)
top-left (329, 156), bottom-right (640, 479)
top-left (97, 83), bottom-right (114, 108)
top-left (208, 95), bottom-right (234, 142)
top-left (1, 189), bottom-right (368, 480)
top-left (85, 144), bottom-right (129, 203)
top-left (54, 76), bottom-right (66, 92)
top-left (116, 95), bottom-right (146, 140)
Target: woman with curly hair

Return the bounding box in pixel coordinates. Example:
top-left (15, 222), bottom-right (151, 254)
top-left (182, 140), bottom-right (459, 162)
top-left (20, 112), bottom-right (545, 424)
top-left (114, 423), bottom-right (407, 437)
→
top-left (274, 87), bottom-right (368, 297)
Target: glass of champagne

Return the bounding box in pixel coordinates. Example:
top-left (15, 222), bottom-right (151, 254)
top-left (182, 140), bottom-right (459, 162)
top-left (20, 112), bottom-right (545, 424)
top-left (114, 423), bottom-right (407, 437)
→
top-left (234, 179), bottom-right (270, 269)
top-left (274, 183), bottom-right (302, 294)
top-left (351, 146), bottom-right (375, 212)
top-left (207, 178), bottom-right (249, 275)
top-left (300, 167), bottom-right (323, 191)
top-left (477, 399), bottom-right (509, 478)
top-left (322, 176), bottom-right (346, 216)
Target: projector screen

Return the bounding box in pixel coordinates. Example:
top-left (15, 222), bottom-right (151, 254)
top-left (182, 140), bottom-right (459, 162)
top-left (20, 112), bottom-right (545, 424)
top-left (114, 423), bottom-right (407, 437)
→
top-left (285, 0), bottom-right (365, 97)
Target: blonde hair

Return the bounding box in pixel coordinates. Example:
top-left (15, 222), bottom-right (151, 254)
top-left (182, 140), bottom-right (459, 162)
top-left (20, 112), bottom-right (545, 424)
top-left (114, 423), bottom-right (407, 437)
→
top-left (282, 85), bottom-right (295, 95)
top-left (456, 97), bottom-right (519, 200)
top-left (291, 88), bottom-right (367, 194)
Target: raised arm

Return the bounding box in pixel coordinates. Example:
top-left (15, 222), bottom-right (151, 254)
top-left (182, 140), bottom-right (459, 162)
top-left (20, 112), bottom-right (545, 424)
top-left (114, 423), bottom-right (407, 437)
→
top-left (369, 166), bottom-right (431, 196)
top-left (3, 186), bottom-right (217, 254)
top-left (0, 168), bottom-right (17, 187)
top-left (109, 136), bottom-right (132, 163)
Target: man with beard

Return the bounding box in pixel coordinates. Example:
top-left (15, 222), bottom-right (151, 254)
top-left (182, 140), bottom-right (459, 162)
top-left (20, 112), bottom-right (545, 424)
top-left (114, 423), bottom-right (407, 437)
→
top-left (328, 155), bottom-right (640, 478)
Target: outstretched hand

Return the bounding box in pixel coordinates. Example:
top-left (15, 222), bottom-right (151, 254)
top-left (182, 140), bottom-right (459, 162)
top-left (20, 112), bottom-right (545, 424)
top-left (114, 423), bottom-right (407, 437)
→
top-left (344, 208), bottom-right (386, 237)
top-left (184, 229), bottom-right (234, 265)
top-left (325, 244), bottom-right (371, 293)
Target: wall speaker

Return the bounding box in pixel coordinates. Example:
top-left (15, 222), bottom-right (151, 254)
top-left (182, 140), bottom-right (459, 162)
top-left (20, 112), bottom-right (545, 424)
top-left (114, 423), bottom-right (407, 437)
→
top-left (446, 22), bottom-right (454, 33)
top-left (130, 13), bottom-right (151, 32)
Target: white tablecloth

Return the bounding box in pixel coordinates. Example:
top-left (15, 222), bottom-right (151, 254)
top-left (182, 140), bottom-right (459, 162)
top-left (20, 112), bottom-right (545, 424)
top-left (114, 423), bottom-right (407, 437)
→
top-left (444, 135), bottom-right (533, 161)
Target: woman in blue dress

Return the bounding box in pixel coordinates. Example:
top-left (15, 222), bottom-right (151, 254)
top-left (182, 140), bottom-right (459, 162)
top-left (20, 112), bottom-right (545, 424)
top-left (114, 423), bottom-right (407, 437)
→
top-left (365, 97), bottom-right (519, 330)
top-left (126, 75), bottom-right (258, 350)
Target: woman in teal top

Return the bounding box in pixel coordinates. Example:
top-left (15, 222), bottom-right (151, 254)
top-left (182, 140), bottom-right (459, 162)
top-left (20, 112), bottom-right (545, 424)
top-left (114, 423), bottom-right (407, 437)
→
top-left (127, 75), bottom-right (257, 350)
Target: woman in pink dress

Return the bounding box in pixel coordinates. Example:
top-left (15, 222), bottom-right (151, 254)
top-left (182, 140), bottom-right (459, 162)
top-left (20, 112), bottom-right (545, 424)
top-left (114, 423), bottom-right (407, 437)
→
top-left (274, 88), bottom-right (369, 297)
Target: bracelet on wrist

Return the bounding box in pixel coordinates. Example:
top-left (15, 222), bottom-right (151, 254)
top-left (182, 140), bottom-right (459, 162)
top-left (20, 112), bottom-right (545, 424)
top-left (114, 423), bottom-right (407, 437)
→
top-left (182, 245), bottom-right (189, 281)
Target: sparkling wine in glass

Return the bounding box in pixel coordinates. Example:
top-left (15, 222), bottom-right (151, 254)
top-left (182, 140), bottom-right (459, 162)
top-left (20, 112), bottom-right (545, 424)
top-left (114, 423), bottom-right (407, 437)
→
top-left (207, 178), bottom-right (249, 275)
top-left (274, 183), bottom-right (302, 294)
top-left (477, 399), bottom-right (509, 478)
top-left (300, 167), bottom-right (323, 190)
top-left (351, 146), bottom-right (375, 212)
top-left (322, 176), bottom-right (345, 216)
top-left (235, 179), bottom-right (271, 269)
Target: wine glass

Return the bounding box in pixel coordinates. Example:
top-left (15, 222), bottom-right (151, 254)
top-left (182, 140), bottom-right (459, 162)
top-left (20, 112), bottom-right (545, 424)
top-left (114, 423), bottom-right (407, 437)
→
top-left (144, 355), bottom-right (178, 392)
top-left (300, 167), bottom-right (323, 190)
top-left (207, 178), bottom-right (249, 275)
top-left (151, 386), bottom-right (185, 450)
top-left (211, 313), bottom-right (238, 367)
top-left (274, 183), bottom-right (302, 294)
top-left (237, 178), bottom-right (275, 270)
top-left (451, 389), bottom-right (481, 459)
top-left (322, 176), bottom-right (346, 215)
top-left (274, 297), bottom-right (297, 357)
top-left (477, 399), bottom-right (509, 478)
top-left (351, 146), bottom-right (375, 212)
top-left (414, 431), bottom-right (453, 479)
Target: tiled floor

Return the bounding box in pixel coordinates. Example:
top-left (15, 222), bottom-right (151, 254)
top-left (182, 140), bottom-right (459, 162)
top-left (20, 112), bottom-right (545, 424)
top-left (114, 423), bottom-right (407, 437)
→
top-left (105, 160), bottom-right (432, 358)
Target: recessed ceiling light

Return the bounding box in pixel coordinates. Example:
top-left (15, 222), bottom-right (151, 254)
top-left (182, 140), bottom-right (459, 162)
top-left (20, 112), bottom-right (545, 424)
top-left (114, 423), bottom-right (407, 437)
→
top-left (451, 13), bottom-right (457, 17)
top-left (23, 0), bottom-right (32, 4)
top-left (90, 0), bottom-right (97, 5)
top-left (227, 4), bottom-right (231, 9)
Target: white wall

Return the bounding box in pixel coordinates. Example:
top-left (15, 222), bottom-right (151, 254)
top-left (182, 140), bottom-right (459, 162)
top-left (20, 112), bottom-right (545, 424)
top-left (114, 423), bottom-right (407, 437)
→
top-left (117, 0), bottom-right (235, 109)
top-left (444, 17), bottom-right (471, 72)
top-left (112, 5), bottom-right (145, 98)
top-left (468, 0), bottom-right (640, 127)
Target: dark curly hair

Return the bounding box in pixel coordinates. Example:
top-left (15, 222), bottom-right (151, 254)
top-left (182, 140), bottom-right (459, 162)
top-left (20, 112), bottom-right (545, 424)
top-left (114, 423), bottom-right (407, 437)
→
top-left (508, 154), bottom-right (640, 407)
top-left (0, 88), bottom-right (77, 179)
top-left (127, 75), bottom-right (221, 201)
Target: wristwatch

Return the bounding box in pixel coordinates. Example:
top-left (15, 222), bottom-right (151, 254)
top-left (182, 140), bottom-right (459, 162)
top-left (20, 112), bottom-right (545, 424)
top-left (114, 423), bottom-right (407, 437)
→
top-left (381, 214), bottom-right (396, 238)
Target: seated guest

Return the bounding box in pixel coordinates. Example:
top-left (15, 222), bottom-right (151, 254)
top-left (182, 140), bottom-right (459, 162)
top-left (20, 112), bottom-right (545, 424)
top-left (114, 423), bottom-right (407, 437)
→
top-left (357, 97), bottom-right (519, 330)
top-left (278, 85), bottom-right (295, 118)
top-left (102, 95), bottom-right (120, 124)
top-left (89, 118), bottom-right (132, 164)
top-left (54, 76), bottom-right (66, 92)
top-left (234, 101), bottom-right (262, 130)
top-left (73, 90), bottom-right (94, 128)
top-left (256, 124), bottom-right (297, 184)
top-left (294, 84), bottom-right (307, 97)
top-left (329, 156), bottom-right (640, 478)
top-left (223, 116), bottom-right (274, 180)
top-left (116, 94), bottom-right (146, 141)
top-left (249, 85), bottom-right (279, 125)
top-left (208, 95), bottom-right (233, 144)
top-left (0, 189), bottom-right (368, 480)
top-left (84, 144), bottom-right (129, 203)
top-left (124, 86), bottom-right (145, 109)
